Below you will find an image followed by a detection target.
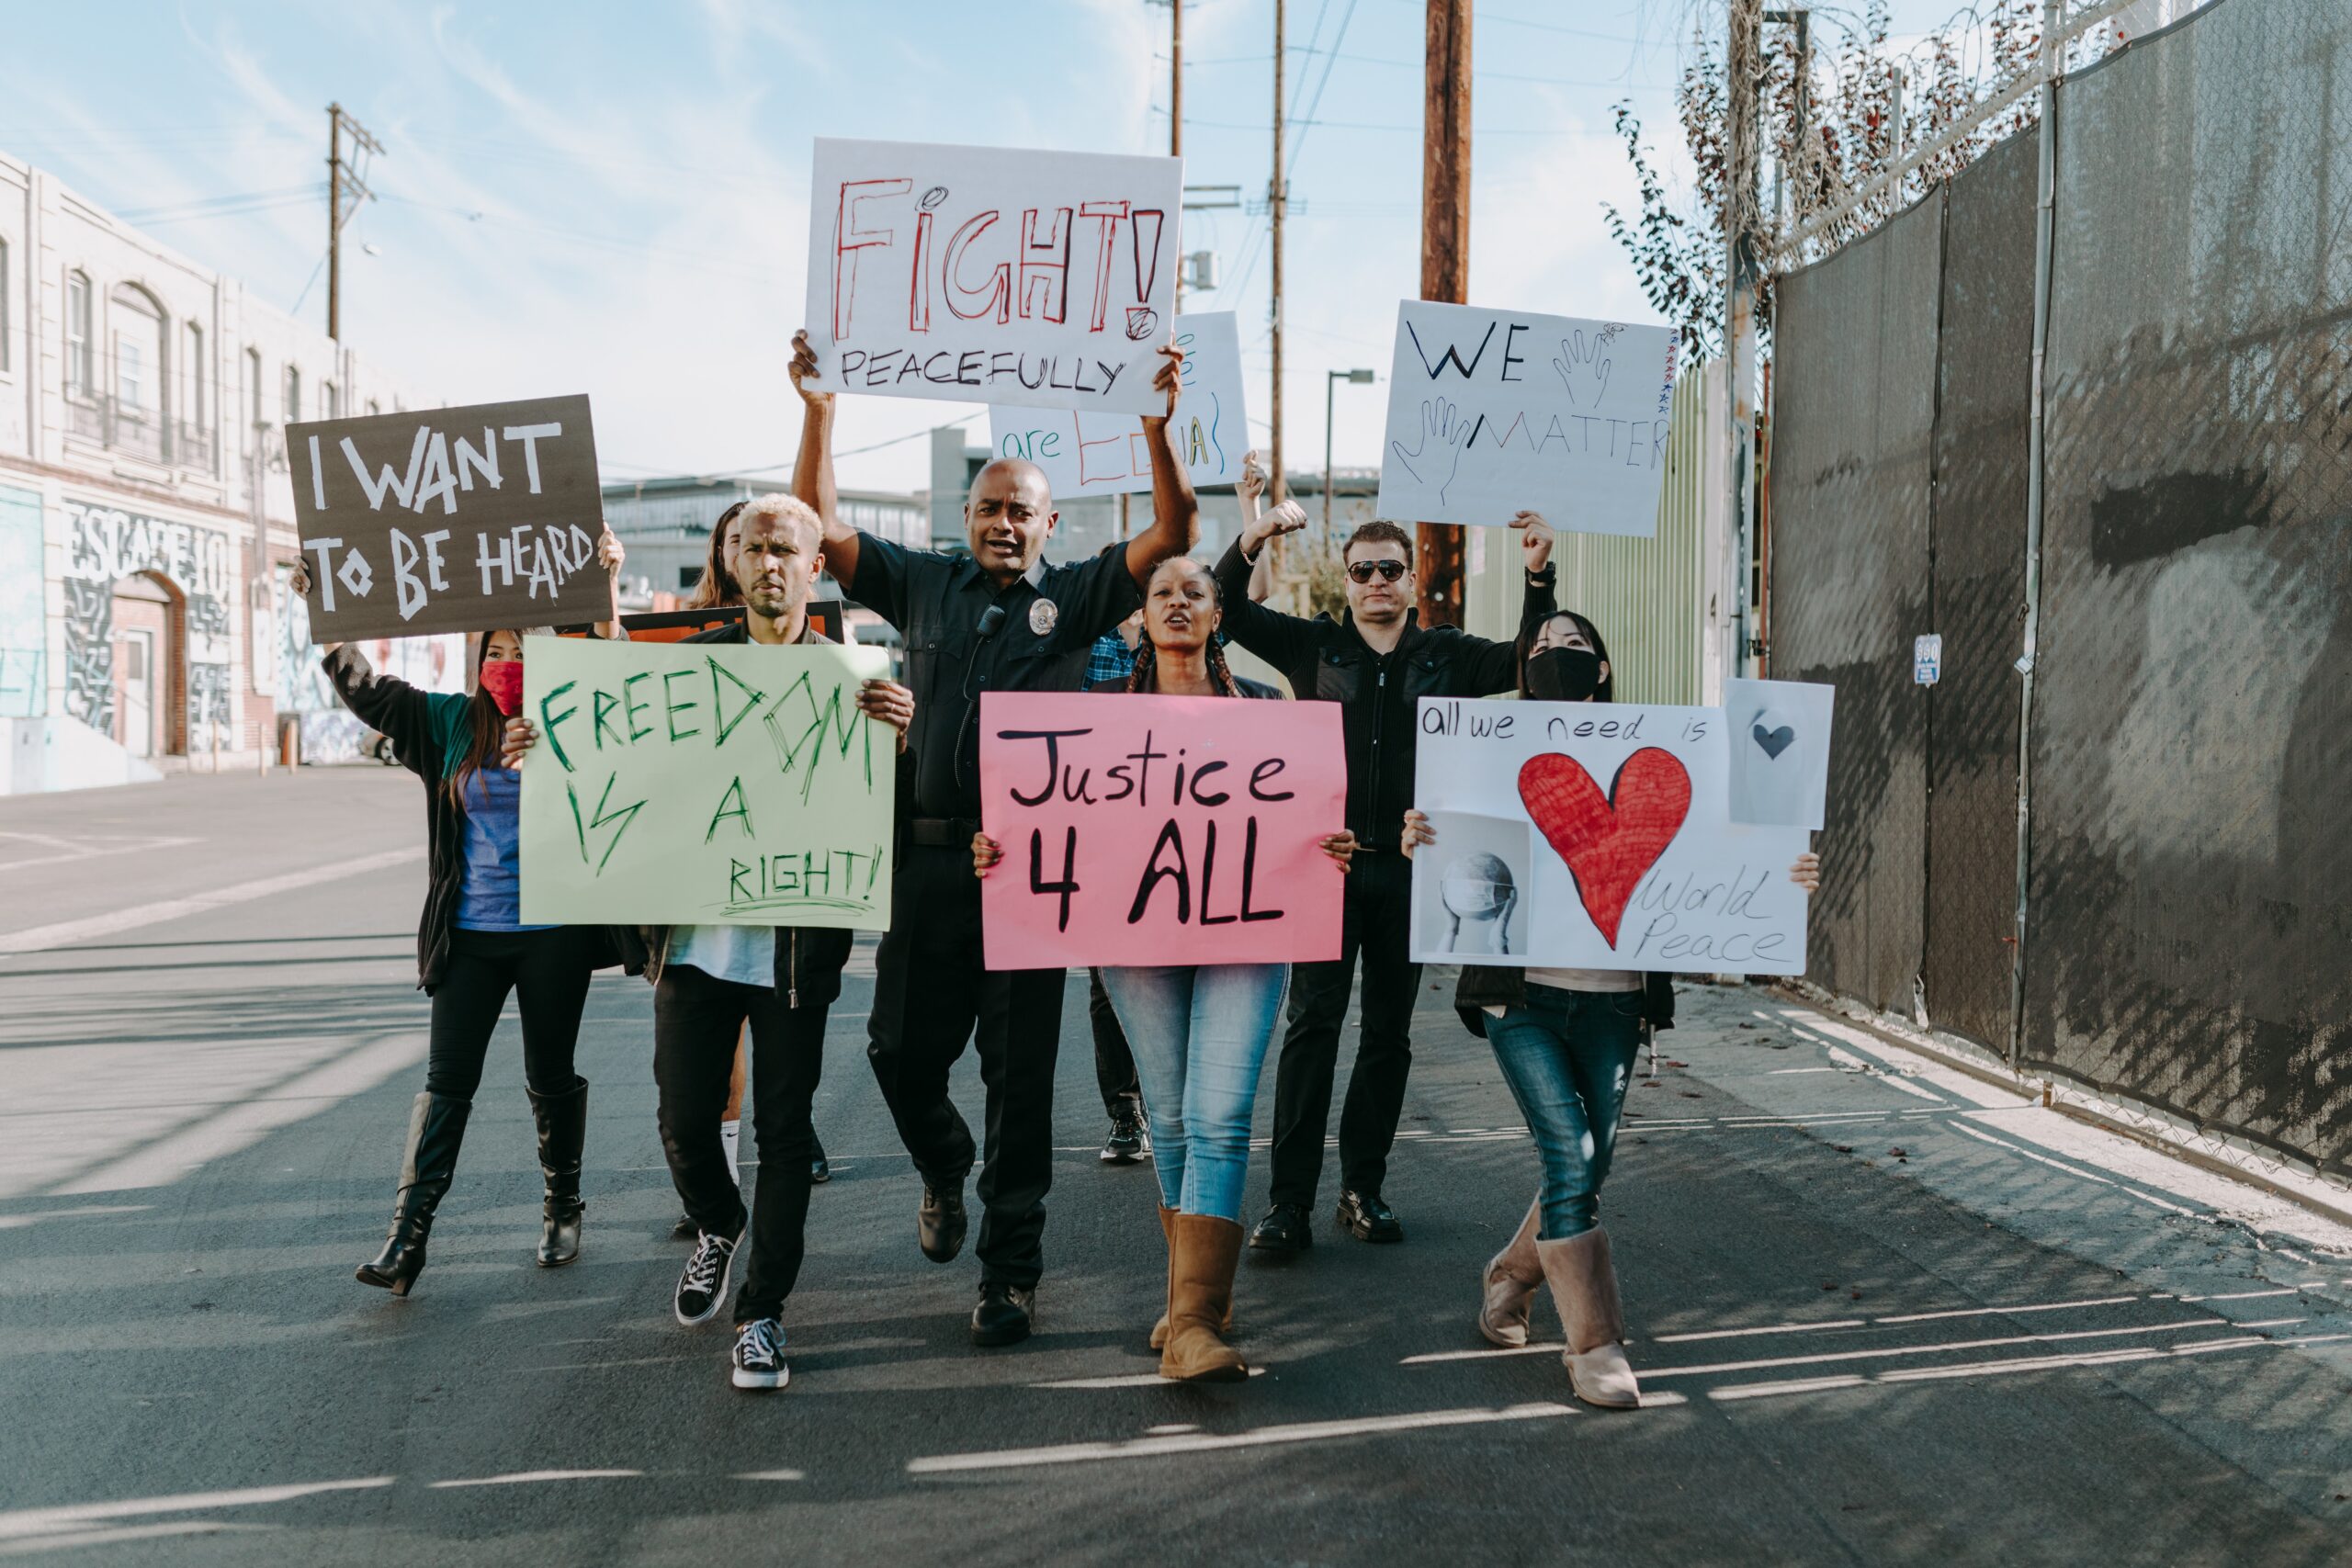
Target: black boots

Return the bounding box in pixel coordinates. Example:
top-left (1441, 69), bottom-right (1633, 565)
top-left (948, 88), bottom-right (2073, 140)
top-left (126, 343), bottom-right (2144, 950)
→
top-left (529, 1077), bottom-right (589, 1268)
top-left (356, 1091), bottom-right (471, 1296)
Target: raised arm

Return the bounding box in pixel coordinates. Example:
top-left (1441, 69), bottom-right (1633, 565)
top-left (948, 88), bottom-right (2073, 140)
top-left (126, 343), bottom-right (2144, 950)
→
top-left (322, 644), bottom-right (461, 780)
top-left (1212, 525), bottom-right (1320, 671)
top-left (791, 327), bottom-right (855, 590)
top-left (1460, 510), bottom-right (1560, 694)
top-left (1122, 343), bottom-right (1201, 588)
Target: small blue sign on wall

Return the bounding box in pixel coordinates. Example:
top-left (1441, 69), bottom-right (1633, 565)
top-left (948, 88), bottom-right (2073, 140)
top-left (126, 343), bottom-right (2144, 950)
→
top-left (1914, 633), bottom-right (1942, 686)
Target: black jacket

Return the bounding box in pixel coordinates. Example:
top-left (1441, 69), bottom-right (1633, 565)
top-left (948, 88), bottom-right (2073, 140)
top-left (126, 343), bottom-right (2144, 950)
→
top-left (1211, 542), bottom-right (1556, 848)
top-left (1453, 964), bottom-right (1677, 1038)
top-left (607, 617), bottom-right (862, 1009)
top-left (324, 643), bottom-right (628, 993)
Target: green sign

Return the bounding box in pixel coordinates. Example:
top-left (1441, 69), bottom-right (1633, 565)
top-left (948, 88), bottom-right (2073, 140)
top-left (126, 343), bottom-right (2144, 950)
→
top-left (519, 637), bottom-right (895, 928)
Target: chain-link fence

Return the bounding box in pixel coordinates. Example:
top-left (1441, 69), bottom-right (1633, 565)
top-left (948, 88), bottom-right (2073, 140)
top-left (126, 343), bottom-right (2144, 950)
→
top-left (1767, 0), bottom-right (2352, 1178)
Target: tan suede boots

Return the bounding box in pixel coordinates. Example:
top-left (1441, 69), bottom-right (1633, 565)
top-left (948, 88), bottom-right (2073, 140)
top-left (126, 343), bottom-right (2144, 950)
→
top-left (1535, 1226), bottom-right (1641, 1409)
top-left (1160, 1212), bottom-right (1249, 1382)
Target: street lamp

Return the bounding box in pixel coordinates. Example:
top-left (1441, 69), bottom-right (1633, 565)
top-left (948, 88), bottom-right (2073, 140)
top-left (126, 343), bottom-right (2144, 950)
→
top-left (1324, 368), bottom-right (1375, 536)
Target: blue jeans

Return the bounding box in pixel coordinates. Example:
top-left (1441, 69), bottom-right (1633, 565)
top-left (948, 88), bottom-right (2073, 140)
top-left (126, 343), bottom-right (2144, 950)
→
top-left (1100, 964), bottom-right (1288, 1223)
top-left (1484, 986), bottom-right (1645, 1240)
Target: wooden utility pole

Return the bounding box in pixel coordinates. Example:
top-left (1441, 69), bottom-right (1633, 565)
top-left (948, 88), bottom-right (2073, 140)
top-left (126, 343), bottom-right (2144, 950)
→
top-left (1171, 0), bottom-right (1183, 310)
top-left (1724, 3), bottom-right (1761, 678)
top-left (1417, 0), bottom-right (1471, 626)
top-left (325, 102), bottom-right (381, 344)
top-left (1269, 0), bottom-right (1287, 502)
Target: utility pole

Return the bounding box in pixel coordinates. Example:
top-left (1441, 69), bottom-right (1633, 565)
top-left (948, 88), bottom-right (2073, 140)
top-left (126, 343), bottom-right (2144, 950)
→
top-left (1723, 1), bottom-right (1762, 680)
top-left (1170, 0), bottom-right (1183, 309)
top-left (1269, 0), bottom-right (1286, 503)
top-left (325, 102), bottom-right (382, 344)
top-left (1418, 0), bottom-right (1471, 626)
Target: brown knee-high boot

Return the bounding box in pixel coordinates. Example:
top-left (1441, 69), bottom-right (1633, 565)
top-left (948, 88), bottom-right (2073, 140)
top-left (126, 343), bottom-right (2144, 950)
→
top-left (1536, 1226), bottom-right (1640, 1409)
top-left (1152, 1204), bottom-right (1234, 1349)
top-left (1477, 1198), bottom-right (1544, 1347)
top-left (1161, 1213), bottom-right (1248, 1382)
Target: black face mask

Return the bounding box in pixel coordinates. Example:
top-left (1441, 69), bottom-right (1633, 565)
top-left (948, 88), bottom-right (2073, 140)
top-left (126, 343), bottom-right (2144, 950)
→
top-left (1525, 647), bottom-right (1603, 703)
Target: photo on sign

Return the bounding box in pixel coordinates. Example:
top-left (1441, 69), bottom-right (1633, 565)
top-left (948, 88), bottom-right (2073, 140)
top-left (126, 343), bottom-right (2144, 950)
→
top-left (1408, 811), bottom-right (1532, 958)
top-left (1723, 677), bottom-right (1834, 830)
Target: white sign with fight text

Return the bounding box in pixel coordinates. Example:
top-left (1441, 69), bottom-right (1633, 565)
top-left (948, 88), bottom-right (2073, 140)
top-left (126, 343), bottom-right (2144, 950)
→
top-left (986, 311), bottom-right (1249, 497)
top-left (804, 138), bottom-right (1182, 417)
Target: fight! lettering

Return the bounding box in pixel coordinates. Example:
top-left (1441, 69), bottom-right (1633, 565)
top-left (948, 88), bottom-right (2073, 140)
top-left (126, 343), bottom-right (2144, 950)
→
top-left (805, 140), bottom-right (1182, 417)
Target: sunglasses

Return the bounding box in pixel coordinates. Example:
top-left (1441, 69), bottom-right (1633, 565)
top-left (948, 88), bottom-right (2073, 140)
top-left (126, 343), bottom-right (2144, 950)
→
top-left (1346, 558), bottom-right (1409, 584)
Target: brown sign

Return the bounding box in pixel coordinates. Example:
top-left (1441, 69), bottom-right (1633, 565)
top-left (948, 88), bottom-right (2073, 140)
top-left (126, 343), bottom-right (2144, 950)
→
top-left (288, 394), bottom-right (612, 639)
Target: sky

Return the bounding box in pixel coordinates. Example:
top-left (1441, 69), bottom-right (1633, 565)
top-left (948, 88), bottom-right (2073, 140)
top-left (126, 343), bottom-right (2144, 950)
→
top-left (1, 0), bottom-right (1996, 497)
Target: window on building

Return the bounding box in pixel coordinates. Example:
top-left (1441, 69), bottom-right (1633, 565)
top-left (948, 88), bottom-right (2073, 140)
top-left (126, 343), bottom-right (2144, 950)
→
top-left (110, 285), bottom-right (165, 418)
top-left (322, 380), bottom-right (339, 422)
top-left (246, 348), bottom-right (263, 426)
top-left (65, 271), bottom-right (92, 394)
top-left (183, 321), bottom-right (204, 426)
top-left (678, 566), bottom-right (701, 591)
top-left (0, 237), bottom-right (10, 373)
top-left (283, 365), bottom-right (301, 425)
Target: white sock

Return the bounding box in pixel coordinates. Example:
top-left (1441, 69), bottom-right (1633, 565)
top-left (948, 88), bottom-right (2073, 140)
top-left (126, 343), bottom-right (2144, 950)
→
top-left (719, 1119), bottom-right (742, 1190)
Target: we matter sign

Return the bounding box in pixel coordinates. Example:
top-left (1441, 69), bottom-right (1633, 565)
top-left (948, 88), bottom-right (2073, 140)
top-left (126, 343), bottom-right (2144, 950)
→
top-left (1375, 301), bottom-right (1678, 535)
top-left (804, 139), bottom-right (1182, 416)
top-left (288, 394), bottom-right (611, 640)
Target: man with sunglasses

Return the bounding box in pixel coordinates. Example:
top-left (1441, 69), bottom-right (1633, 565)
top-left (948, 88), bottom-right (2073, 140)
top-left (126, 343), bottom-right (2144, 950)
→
top-left (1213, 504), bottom-right (1555, 1251)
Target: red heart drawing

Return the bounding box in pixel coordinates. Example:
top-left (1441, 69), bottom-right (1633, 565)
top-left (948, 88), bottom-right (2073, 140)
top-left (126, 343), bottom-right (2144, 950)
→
top-left (1518, 749), bottom-right (1692, 946)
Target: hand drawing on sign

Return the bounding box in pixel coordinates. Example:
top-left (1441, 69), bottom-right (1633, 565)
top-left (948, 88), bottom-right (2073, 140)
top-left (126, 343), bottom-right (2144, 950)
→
top-left (1551, 328), bottom-right (1619, 407)
top-left (1408, 810), bottom-right (1531, 957)
top-left (1518, 748), bottom-right (1692, 947)
top-left (1389, 396), bottom-right (1471, 503)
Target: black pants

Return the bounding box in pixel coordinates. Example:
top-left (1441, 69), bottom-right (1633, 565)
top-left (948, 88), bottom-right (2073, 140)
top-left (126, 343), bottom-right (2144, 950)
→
top-left (1266, 851), bottom-right (1422, 1208)
top-left (866, 844), bottom-right (1065, 1290)
top-left (1088, 968), bottom-right (1141, 1119)
top-left (654, 962), bottom-right (827, 1324)
top-left (425, 926), bottom-right (599, 1100)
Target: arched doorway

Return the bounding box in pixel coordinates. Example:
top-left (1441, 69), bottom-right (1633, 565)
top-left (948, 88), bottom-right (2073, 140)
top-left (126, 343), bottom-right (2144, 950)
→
top-left (110, 570), bottom-right (185, 757)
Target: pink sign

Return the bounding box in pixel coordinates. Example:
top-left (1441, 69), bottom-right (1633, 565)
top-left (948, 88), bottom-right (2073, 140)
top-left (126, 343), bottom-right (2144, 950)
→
top-left (978, 692), bottom-right (1347, 969)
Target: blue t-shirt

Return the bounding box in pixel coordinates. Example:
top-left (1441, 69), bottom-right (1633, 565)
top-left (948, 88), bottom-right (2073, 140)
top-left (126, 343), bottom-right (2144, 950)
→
top-left (456, 767), bottom-right (552, 932)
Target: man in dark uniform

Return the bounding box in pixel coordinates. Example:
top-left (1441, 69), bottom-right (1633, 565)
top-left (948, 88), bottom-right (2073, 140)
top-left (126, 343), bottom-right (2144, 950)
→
top-left (788, 329), bottom-right (1198, 1346)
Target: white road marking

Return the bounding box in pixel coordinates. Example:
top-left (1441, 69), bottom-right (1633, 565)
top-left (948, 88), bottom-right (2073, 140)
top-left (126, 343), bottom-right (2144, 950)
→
top-left (732, 1471), bottom-right (807, 1483)
top-left (0, 1477), bottom-right (391, 1541)
top-left (0, 847), bottom-right (424, 955)
top-left (1034, 1367), bottom-right (1270, 1390)
top-left (1709, 1331), bottom-right (2352, 1402)
top-left (1651, 1319), bottom-right (1868, 1345)
top-left (0, 830), bottom-right (197, 875)
top-left (428, 1470), bottom-right (643, 1489)
top-left (1643, 1316), bottom-right (2269, 1382)
top-left (0, 1203), bottom-right (152, 1230)
top-left (0, 1521), bottom-right (273, 1556)
top-left (1871, 1294), bottom-right (2143, 1325)
top-left (907, 1403), bottom-right (1576, 1473)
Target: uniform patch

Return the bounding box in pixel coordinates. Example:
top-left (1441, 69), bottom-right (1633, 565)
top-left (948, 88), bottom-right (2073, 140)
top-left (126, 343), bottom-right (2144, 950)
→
top-left (1028, 599), bottom-right (1059, 637)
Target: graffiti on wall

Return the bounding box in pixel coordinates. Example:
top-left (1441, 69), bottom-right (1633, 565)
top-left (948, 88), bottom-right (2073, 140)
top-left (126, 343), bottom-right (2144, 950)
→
top-left (276, 562), bottom-right (469, 763)
top-left (60, 498), bottom-right (235, 749)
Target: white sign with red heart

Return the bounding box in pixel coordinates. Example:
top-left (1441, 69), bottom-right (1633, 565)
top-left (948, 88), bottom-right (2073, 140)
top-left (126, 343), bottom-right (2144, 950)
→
top-left (1724, 677), bottom-right (1835, 830)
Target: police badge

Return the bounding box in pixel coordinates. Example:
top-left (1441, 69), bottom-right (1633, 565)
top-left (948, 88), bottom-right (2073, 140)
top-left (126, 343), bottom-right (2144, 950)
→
top-left (1028, 599), bottom-right (1058, 637)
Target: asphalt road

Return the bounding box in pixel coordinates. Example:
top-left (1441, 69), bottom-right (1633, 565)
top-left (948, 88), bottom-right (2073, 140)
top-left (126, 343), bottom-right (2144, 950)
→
top-left (4, 769), bottom-right (2351, 1566)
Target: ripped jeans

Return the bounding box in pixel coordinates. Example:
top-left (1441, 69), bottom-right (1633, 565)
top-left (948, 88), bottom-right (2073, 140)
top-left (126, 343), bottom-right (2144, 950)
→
top-left (1483, 985), bottom-right (1645, 1239)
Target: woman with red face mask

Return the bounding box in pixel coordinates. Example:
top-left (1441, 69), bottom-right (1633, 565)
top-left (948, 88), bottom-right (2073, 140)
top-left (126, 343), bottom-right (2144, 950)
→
top-left (293, 540), bottom-right (627, 1296)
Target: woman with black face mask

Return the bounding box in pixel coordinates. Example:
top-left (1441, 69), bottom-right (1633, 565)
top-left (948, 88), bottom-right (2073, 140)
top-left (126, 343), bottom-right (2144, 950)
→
top-left (293, 541), bottom-right (628, 1297)
top-left (1402, 611), bottom-right (1820, 1410)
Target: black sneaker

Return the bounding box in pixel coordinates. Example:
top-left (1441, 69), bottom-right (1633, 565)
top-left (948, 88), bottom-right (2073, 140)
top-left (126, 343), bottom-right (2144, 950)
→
top-left (1100, 1109), bottom-right (1149, 1165)
top-left (1249, 1201), bottom-right (1314, 1253)
top-left (919, 1183), bottom-right (967, 1263)
top-left (810, 1133), bottom-right (831, 1185)
top-left (730, 1317), bottom-right (789, 1391)
top-left (1336, 1189), bottom-right (1404, 1244)
top-left (674, 1227), bottom-right (741, 1325)
top-left (971, 1282), bottom-right (1035, 1347)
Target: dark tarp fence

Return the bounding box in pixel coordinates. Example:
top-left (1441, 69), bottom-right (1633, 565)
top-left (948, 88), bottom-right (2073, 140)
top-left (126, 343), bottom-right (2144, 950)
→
top-left (1767, 0), bottom-right (2352, 1177)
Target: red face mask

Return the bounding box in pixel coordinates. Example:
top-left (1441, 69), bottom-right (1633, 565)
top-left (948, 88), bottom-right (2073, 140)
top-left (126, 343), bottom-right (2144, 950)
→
top-left (479, 658), bottom-right (525, 716)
